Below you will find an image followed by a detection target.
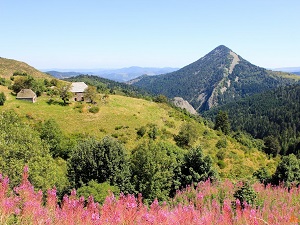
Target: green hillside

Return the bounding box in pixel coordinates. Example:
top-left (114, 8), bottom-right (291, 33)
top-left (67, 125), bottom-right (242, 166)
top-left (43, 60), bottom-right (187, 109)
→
top-left (0, 84), bottom-right (276, 179)
top-left (0, 57), bottom-right (51, 79)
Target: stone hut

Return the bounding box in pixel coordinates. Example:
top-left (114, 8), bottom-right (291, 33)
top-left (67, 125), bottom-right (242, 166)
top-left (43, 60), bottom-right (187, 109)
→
top-left (70, 82), bottom-right (88, 101)
top-left (16, 89), bottom-right (37, 103)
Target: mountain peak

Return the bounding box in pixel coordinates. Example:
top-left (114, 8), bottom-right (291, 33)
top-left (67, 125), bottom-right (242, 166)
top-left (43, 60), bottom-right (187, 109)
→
top-left (208, 45), bottom-right (232, 55)
top-left (132, 45), bottom-right (298, 112)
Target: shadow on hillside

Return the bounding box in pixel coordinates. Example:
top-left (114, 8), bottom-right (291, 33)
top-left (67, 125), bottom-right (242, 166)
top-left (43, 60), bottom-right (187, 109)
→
top-left (47, 99), bottom-right (70, 106)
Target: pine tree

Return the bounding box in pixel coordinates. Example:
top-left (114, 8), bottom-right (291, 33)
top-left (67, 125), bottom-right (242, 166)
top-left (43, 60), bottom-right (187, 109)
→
top-left (214, 110), bottom-right (230, 134)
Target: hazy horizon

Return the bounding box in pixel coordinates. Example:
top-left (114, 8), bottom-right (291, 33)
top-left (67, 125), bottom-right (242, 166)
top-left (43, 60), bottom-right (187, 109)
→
top-left (1, 1), bottom-right (299, 69)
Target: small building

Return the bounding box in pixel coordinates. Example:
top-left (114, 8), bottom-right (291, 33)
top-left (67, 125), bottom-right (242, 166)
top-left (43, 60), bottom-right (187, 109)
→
top-left (70, 82), bottom-right (88, 101)
top-left (16, 89), bottom-right (37, 103)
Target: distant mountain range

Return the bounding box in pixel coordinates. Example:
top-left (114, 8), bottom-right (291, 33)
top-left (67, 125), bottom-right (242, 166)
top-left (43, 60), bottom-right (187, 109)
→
top-left (272, 67), bottom-right (300, 76)
top-left (272, 67), bottom-right (300, 73)
top-left (44, 67), bottom-right (179, 82)
top-left (130, 45), bottom-right (300, 112)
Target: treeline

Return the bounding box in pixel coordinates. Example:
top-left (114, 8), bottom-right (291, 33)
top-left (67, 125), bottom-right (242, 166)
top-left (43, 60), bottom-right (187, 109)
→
top-left (1, 110), bottom-right (299, 204)
top-left (0, 110), bottom-right (217, 203)
top-left (204, 84), bottom-right (300, 157)
top-left (64, 75), bottom-right (152, 99)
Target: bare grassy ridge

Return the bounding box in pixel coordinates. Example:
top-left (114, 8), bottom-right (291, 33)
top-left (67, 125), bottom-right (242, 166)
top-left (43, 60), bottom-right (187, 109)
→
top-left (0, 57), bottom-right (51, 79)
top-left (0, 85), bottom-right (276, 179)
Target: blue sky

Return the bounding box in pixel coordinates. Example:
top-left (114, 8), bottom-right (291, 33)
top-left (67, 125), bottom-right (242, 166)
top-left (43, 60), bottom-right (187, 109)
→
top-left (0, 0), bottom-right (299, 69)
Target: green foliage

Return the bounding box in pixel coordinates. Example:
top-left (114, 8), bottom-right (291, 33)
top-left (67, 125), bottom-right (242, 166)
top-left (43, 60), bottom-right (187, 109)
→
top-left (217, 160), bottom-right (226, 169)
top-left (77, 180), bottom-right (120, 204)
top-left (233, 182), bottom-right (257, 208)
top-left (272, 154), bottom-right (300, 187)
top-left (88, 106), bottom-right (99, 113)
top-left (85, 85), bottom-right (97, 103)
top-left (68, 136), bottom-right (132, 193)
top-left (174, 122), bottom-right (198, 148)
top-left (264, 136), bottom-right (281, 156)
top-left (216, 150), bottom-right (226, 160)
top-left (12, 76), bottom-right (35, 93)
top-left (13, 71), bottom-right (28, 76)
top-left (0, 111), bottom-right (69, 192)
top-left (216, 138), bottom-right (227, 149)
top-left (0, 77), bottom-right (11, 86)
top-left (39, 119), bottom-right (64, 158)
top-left (233, 132), bottom-right (264, 151)
top-left (11, 75), bottom-right (46, 96)
top-left (204, 84), bottom-right (300, 156)
top-left (58, 82), bottom-right (73, 104)
top-left (253, 167), bottom-right (271, 184)
top-left (180, 146), bottom-right (218, 188)
top-left (0, 92), bottom-right (6, 105)
top-left (130, 141), bottom-right (184, 202)
top-left (137, 126), bottom-right (147, 137)
top-left (147, 124), bottom-right (159, 140)
top-left (214, 111), bottom-right (230, 135)
top-left (153, 94), bottom-right (169, 103)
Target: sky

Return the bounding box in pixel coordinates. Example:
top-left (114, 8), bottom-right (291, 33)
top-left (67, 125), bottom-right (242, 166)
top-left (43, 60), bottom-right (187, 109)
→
top-left (0, 0), bottom-right (299, 70)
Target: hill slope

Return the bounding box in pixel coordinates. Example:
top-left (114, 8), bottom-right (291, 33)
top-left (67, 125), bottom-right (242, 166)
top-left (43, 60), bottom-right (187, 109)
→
top-left (0, 84), bottom-right (275, 179)
top-left (132, 45), bottom-right (299, 112)
top-left (0, 57), bottom-right (51, 79)
top-left (203, 84), bottom-right (300, 156)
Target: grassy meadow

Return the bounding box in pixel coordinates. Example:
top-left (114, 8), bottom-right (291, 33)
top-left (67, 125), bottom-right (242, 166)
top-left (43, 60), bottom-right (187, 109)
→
top-left (0, 85), bottom-right (276, 179)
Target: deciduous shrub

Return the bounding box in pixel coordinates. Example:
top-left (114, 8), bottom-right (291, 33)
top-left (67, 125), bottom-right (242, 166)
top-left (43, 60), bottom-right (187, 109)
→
top-left (88, 106), bottom-right (99, 113)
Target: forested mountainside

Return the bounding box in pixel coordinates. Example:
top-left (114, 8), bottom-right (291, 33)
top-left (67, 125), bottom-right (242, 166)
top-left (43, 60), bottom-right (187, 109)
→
top-left (131, 45), bottom-right (299, 112)
top-left (203, 84), bottom-right (300, 157)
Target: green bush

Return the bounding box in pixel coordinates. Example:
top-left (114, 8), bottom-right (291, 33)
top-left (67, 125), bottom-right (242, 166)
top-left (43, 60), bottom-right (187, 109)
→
top-left (216, 150), bottom-right (225, 160)
top-left (77, 180), bottom-right (120, 204)
top-left (217, 160), bottom-right (226, 169)
top-left (115, 125), bottom-right (123, 130)
top-left (233, 182), bottom-right (257, 208)
top-left (137, 126), bottom-right (147, 137)
top-left (89, 106), bottom-right (99, 113)
top-left (216, 138), bottom-right (227, 149)
top-left (0, 92), bottom-right (6, 106)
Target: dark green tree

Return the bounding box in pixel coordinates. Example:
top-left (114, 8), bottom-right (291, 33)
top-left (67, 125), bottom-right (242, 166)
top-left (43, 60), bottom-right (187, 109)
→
top-left (68, 136), bottom-right (132, 193)
top-left (264, 136), bottom-right (281, 156)
top-left (180, 146), bottom-right (218, 187)
top-left (147, 124), bottom-right (159, 140)
top-left (214, 110), bottom-right (230, 135)
top-left (253, 167), bottom-right (271, 184)
top-left (233, 182), bottom-right (257, 208)
top-left (39, 119), bottom-right (64, 158)
top-left (174, 122), bottom-right (198, 148)
top-left (130, 141), bottom-right (184, 202)
top-left (153, 94), bottom-right (168, 103)
top-left (272, 154), bottom-right (300, 187)
top-left (0, 92), bottom-right (6, 105)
